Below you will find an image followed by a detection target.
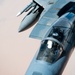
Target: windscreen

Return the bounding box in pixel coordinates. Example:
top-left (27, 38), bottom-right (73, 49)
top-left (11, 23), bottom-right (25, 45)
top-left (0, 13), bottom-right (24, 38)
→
top-left (37, 39), bottom-right (63, 63)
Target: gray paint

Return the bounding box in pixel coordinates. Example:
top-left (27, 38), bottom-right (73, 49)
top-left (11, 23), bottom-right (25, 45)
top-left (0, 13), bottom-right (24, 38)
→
top-left (17, 0), bottom-right (75, 75)
top-left (25, 12), bottom-right (75, 75)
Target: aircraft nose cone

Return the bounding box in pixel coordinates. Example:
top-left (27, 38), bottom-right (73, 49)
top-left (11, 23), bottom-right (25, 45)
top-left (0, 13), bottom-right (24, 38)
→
top-left (18, 19), bottom-right (27, 32)
top-left (18, 15), bottom-right (31, 32)
top-left (18, 8), bottom-right (40, 32)
top-left (18, 23), bottom-right (26, 32)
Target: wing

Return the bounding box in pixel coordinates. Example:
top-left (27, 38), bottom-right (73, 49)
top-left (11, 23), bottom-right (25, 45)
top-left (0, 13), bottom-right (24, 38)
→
top-left (29, 0), bottom-right (75, 40)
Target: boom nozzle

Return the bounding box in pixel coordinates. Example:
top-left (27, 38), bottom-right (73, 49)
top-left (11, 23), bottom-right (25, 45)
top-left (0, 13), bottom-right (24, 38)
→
top-left (16, 2), bottom-right (36, 17)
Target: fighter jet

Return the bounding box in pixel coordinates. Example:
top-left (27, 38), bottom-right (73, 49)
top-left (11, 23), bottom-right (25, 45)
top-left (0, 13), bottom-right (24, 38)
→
top-left (17, 0), bottom-right (75, 75)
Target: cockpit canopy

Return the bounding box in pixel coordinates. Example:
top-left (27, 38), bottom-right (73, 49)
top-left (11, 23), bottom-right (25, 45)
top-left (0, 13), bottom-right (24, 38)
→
top-left (37, 37), bottom-right (63, 63)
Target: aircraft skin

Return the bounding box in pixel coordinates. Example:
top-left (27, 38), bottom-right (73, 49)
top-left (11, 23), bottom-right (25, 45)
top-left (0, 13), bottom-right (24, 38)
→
top-left (17, 0), bottom-right (75, 75)
top-left (25, 3), bottom-right (75, 75)
top-left (17, 0), bottom-right (58, 32)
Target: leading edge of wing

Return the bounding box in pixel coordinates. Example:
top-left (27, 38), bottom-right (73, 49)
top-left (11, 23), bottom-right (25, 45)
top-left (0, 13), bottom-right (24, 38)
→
top-left (29, 0), bottom-right (74, 40)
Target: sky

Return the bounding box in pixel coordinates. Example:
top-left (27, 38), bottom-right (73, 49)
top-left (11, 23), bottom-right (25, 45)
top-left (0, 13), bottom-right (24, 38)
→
top-left (0, 0), bottom-right (75, 75)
